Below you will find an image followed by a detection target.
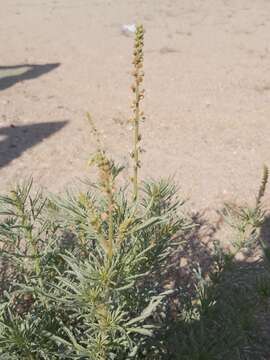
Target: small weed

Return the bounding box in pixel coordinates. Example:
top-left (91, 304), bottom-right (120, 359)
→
top-left (0, 25), bottom-right (270, 360)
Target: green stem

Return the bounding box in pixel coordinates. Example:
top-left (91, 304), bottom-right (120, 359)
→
top-left (133, 84), bottom-right (140, 202)
top-left (26, 221), bottom-right (48, 308)
top-left (106, 168), bottom-right (114, 259)
top-left (26, 350), bottom-right (35, 360)
top-left (108, 193), bottom-right (114, 259)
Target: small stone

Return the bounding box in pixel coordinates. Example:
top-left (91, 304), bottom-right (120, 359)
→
top-left (180, 257), bottom-right (188, 267)
top-left (234, 252), bottom-right (246, 262)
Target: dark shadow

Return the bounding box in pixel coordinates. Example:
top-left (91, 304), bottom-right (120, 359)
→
top-left (260, 214), bottom-right (270, 247)
top-left (164, 257), bottom-right (270, 360)
top-left (0, 63), bottom-right (60, 91)
top-left (155, 212), bottom-right (270, 359)
top-left (0, 121), bottom-right (68, 168)
top-left (165, 210), bottom-right (223, 297)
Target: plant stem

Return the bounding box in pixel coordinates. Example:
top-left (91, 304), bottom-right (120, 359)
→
top-left (131, 24), bottom-right (144, 202)
top-left (133, 83), bottom-right (140, 202)
top-left (108, 189), bottom-right (114, 259)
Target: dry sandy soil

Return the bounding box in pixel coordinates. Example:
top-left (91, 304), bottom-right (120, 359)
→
top-left (1, 0), bottom-right (270, 213)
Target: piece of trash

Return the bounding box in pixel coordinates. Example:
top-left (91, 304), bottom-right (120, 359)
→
top-left (121, 24), bottom-right (136, 36)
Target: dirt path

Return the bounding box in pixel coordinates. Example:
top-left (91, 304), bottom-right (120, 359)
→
top-left (1, 0), bottom-right (270, 211)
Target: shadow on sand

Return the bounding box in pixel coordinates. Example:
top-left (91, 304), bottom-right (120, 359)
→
top-left (0, 121), bottom-right (68, 168)
top-left (0, 63), bottom-right (60, 91)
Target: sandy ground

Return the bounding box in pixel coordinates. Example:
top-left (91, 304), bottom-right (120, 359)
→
top-left (1, 0), bottom-right (270, 212)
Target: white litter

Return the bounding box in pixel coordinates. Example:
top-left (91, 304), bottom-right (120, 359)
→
top-left (121, 24), bottom-right (136, 36)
